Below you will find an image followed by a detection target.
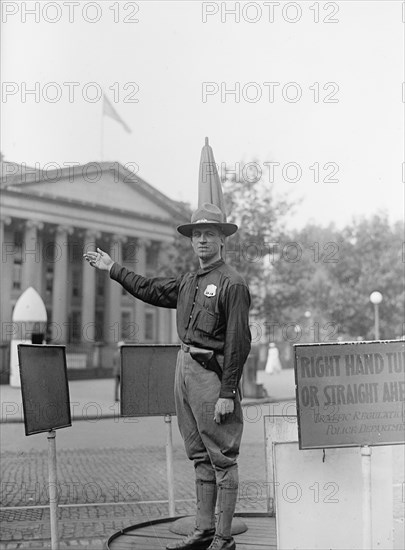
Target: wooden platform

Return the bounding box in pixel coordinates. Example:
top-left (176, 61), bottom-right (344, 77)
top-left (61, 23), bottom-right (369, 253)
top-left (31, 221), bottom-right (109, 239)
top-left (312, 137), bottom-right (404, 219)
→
top-left (107, 514), bottom-right (277, 549)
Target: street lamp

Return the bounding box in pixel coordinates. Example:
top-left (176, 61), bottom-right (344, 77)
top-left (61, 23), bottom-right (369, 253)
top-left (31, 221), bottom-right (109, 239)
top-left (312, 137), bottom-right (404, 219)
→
top-left (304, 310), bottom-right (315, 342)
top-left (369, 291), bottom-right (383, 339)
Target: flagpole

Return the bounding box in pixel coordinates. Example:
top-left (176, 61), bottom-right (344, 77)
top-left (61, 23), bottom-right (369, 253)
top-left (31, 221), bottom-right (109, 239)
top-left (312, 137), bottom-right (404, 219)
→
top-left (100, 99), bottom-right (104, 162)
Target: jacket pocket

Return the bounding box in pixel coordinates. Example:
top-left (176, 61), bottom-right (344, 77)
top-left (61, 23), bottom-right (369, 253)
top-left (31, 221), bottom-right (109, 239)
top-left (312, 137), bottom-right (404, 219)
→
top-left (193, 306), bottom-right (218, 336)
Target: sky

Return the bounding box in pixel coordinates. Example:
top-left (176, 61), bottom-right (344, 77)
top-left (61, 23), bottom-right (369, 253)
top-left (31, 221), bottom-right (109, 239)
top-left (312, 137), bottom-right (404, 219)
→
top-left (1, 0), bottom-right (404, 229)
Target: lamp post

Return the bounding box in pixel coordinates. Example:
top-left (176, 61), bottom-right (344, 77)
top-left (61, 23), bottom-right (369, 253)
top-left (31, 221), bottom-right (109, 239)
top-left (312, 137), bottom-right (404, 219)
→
top-left (369, 291), bottom-right (383, 340)
top-left (304, 310), bottom-right (313, 342)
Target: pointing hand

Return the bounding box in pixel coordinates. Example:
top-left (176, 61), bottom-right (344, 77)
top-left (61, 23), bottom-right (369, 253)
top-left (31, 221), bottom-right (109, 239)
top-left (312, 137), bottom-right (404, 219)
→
top-left (83, 248), bottom-right (114, 272)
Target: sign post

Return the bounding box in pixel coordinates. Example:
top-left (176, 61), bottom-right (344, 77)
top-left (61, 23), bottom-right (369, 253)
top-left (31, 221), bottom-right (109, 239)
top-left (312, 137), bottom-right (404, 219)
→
top-left (165, 414), bottom-right (176, 517)
top-left (47, 430), bottom-right (60, 549)
top-left (361, 445), bottom-right (372, 550)
top-left (294, 339), bottom-right (404, 550)
top-left (18, 344), bottom-right (71, 550)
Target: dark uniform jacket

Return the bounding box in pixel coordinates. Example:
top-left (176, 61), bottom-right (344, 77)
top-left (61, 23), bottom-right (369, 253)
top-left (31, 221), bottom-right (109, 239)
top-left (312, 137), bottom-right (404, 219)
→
top-left (110, 259), bottom-right (251, 399)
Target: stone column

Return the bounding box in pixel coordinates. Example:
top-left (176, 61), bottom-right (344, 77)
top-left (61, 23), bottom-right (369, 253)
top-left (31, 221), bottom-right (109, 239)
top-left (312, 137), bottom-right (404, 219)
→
top-left (171, 309), bottom-right (178, 343)
top-left (133, 238), bottom-right (148, 342)
top-left (51, 225), bottom-right (73, 343)
top-left (154, 242), bottom-right (170, 344)
top-left (105, 234), bottom-right (126, 343)
top-left (21, 220), bottom-right (44, 292)
top-left (157, 308), bottom-right (168, 343)
top-left (0, 217), bottom-right (13, 337)
top-left (81, 230), bottom-right (100, 344)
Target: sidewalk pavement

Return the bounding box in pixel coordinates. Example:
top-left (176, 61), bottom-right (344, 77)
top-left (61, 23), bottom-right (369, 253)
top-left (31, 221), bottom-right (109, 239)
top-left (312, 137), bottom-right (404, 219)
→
top-left (0, 368), bottom-right (297, 424)
top-left (0, 370), bottom-right (296, 549)
top-left (1, 367), bottom-right (404, 549)
top-left (0, 442), bottom-right (272, 548)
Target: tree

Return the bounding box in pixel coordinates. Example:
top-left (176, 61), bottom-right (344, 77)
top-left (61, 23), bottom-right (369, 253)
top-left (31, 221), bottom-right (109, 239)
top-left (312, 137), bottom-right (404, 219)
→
top-left (222, 164), bottom-right (295, 317)
top-left (158, 172), bottom-right (403, 345)
top-left (265, 214), bottom-right (404, 342)
top-left (156, 203), bottom-right (199, 277)
top-left (327, 214), bottom-right (404, 339)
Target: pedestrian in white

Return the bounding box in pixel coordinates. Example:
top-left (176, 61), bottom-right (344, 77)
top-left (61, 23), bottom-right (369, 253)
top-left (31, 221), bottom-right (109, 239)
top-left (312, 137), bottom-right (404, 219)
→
top-left (265, 343), bottom-right (282, 374)
top-left (113, 341), bottom-right (125, 402)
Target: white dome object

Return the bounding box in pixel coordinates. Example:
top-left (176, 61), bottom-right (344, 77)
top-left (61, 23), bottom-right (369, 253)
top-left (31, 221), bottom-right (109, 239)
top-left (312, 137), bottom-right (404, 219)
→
top-left (12, 287), bottom-right (47, 322)
top-left (370, 291), bottom-right (383, 305)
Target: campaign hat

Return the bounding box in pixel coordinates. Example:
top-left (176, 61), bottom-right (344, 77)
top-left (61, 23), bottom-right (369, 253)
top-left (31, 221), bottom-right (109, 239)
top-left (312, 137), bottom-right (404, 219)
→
top-left (177, 203), bottom-right (238, 237)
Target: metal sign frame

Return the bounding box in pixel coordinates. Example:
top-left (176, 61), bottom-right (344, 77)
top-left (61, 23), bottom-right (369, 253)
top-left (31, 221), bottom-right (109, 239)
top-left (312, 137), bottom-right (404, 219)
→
top-left (294, 339), bottom-right (405, 450)
top-left (120, 344), bottom-right (180, 417)
top-left (18, 344), bottom-right (71, 436)
top-left (120, 344), bottom-right (180, 516)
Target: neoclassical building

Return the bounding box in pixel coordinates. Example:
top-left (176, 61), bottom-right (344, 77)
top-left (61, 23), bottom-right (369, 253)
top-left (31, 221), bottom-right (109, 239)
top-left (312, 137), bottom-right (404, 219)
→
top-left (0, 159), bottom-right (188, 378)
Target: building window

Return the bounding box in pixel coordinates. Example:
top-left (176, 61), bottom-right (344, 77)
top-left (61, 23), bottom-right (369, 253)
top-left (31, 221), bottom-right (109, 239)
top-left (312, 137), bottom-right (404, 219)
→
top-left (13, 259), bottom-right (22, 290)
top-left (12, 233), bottom-right (22, 290)
top-left (45, 266), bottom-right (53, 295)
top-left (121, 311), bottom-right (133, 341)
top-left (145, 308), bottom-right (156, 342)
top-left (95, 311), bottom-right (104, 342)
top-left (71, 241), bottom-right (82, 262)
top-left (96, 270), bottom-right (104, 297)
top-left (123, 241), bottom-right (136, 263)
top-left (72, 269), bottom-right (81, 298)
top-left (70, 311), bottom-right (81, 343)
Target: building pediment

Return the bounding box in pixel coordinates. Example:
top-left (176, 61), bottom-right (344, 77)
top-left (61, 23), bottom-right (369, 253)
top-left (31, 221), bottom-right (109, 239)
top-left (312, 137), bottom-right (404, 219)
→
top-left (2, 162), bottom-right (187, 222)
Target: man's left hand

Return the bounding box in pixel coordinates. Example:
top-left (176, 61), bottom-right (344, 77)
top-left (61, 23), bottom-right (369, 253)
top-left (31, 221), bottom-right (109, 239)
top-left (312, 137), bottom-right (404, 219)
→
top-left (214, 398), bottom-right (234, 424)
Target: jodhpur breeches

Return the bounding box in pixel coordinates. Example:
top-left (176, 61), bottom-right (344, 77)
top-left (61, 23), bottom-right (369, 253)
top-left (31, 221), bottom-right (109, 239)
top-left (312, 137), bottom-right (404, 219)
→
top-left (174, 349), bottom-right (243, 487)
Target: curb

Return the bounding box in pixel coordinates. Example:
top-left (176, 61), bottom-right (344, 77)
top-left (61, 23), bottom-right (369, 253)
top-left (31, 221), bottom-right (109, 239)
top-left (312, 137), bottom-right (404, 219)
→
top-left (0, 397), bottom-right (295, 425)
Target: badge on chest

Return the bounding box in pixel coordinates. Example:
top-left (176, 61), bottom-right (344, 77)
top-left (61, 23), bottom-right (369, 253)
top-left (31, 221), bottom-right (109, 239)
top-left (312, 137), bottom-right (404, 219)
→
top-left (204, 284), bottom-right (217, 297)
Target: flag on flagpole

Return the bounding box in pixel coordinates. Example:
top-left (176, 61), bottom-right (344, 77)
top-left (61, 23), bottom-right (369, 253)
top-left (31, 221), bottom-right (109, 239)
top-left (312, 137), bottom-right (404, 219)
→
top-left (103, 93), bottom-right (132, 133)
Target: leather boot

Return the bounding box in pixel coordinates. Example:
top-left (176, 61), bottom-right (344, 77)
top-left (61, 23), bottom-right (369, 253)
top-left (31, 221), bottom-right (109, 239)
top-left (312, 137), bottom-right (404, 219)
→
top-left (207, 535), bottom-right (236, 550)
top-left (215, 485), bottom-right (238, 540)
top-left (166, 528), bottom-right (215, 550)
top-left (195, 480), bottom-right (217, 531)
top-left (166, 481), bottom-right (217, 550)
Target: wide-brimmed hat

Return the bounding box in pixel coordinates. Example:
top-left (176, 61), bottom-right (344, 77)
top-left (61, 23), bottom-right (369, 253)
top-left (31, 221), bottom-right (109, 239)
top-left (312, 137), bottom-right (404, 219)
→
top-left (177, 203), bottom-right (238, 238)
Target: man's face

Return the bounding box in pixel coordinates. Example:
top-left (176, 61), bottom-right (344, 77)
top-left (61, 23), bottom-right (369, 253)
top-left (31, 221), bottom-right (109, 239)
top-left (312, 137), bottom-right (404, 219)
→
top-left (191, 225), bottom-right (224, 264)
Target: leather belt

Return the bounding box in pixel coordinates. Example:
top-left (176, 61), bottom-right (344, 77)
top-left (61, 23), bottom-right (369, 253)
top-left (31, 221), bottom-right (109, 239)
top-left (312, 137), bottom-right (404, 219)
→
top-left (181, 342), bottom-right (241, 399)
top-left (181, 342), bottom-right (223, 361)
top-left (181, 342), bottom-right (221, 359)
top-left (180, 342), bottom-right (223, 380)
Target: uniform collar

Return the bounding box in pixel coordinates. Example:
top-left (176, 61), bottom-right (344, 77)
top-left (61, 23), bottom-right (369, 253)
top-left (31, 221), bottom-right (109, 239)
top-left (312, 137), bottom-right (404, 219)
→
top-left (196, 259), bottom-right (224, 276)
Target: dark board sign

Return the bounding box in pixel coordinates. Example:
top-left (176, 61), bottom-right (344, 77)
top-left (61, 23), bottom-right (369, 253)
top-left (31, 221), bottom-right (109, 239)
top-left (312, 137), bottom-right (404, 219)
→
top-left (121, 345), bottom-right (180, 417)
top-left (18, 345), bottom-right (72, 436)
top-left (294, 340), bottom-right (405, 449)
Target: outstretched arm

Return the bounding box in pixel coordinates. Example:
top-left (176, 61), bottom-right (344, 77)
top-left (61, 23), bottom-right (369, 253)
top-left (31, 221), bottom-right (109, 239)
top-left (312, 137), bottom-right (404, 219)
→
top-left (83, 248), bottom-right (114, 272)
top-left (84, 247), bottom-right (180, 308)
